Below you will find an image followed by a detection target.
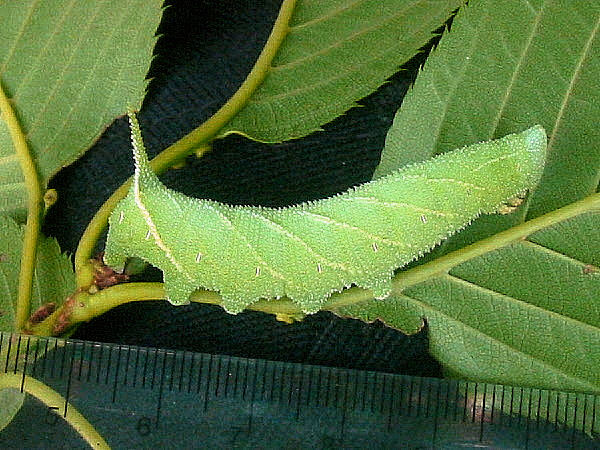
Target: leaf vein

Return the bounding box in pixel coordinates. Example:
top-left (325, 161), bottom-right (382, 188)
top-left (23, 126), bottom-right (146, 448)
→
top-left (13, 0), bottom-right (81, 117)
top-left (425, 3), bottom-right (487, 148)
top-left (276, 0), bottom-right (421, 70)
top-left (289, 0), bottom-right (364, 31)
top-left (39, 2), bottom-right (128, 155)
top-left (0, 268), bottom-right (15, 326)
top-left (256, 10), bottom-right (439, 103)
top-left (522, 239), bottom-right (595, 267)
top-left (547, 10), bottom-right (600, 155)
top-left (399, 291), bottom-right (596, 388)
top-left (0, 154), bottom-right (19, 165)
top-left (490, 1), bottom-right (543, 133)
top-left (0, 0), bottom-right (40, 75)
top-left (444, 273), bottom-right (599, 335)
top-left (0, 182), bottom-right (26, 191)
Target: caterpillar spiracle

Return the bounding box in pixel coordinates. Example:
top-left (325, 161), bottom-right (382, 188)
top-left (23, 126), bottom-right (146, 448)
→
top-left (104, 113), bottom-right (546, 314)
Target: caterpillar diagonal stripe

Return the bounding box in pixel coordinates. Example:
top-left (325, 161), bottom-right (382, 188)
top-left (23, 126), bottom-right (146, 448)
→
top-left (104, 113), bottom-right (546, 314)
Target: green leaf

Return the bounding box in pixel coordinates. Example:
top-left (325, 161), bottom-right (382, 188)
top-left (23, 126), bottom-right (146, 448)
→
top-left (0, 0), bottom-right (163, 217)
top-left (0, 387), bottom-right (24, 432)
top-left (0, 214), bottom-right (75, 332)
top-left (375, 0), bottom-right (600, 220)
top-left (337, 0), bottom-right (600, 395)
top-left (0, 119), bottom-right (25, 221)
top-left (334, 194), bottom-right (600, 394)
top-left (218, 0), bottom-right (465, 143)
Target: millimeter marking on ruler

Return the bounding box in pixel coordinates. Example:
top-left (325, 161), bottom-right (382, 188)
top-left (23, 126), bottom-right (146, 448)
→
top-left (1, 332), bottom-right (598, 449)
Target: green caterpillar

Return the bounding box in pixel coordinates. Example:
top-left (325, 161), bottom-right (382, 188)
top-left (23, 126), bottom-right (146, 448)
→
top-left (104, 113), bottom-right (546, 314)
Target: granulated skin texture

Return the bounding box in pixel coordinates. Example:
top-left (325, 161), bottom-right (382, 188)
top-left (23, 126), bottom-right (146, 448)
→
top-left (105, 116), bottom-right (546, 314)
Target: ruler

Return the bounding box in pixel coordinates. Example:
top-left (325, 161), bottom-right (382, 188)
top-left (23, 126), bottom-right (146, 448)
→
top-left (1, 332), bottom-right (598, 449)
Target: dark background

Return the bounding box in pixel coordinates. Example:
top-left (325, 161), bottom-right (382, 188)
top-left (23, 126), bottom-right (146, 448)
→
top-left (44, 0), bottom-right (442, 377)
